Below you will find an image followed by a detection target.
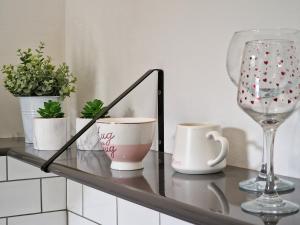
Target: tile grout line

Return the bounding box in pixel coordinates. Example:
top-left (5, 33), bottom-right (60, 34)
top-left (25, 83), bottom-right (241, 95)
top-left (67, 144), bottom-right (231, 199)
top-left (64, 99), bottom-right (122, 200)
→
top-left (65, 178), bottom-right (68, 210)
top-left (68, 210), bottom-right (101, 225)
top-left (40, 178), bottom-right (43, 213)
top-left (82, 184), bottom-right (84, 216)
top-left (0, 176), bottom-right (60, 184)
top-left (116, 197), bottom-right (119, 225)
top-left (66, 210), bottom-right (69, 225)
top-left (159, 212), bottom-right (161, 225)
top-left (5, 156), bottom-right (8, 181)
top-left (0, 209), bottom-right (66, 219)
top-left (35, 176), bottom-right (60, 180)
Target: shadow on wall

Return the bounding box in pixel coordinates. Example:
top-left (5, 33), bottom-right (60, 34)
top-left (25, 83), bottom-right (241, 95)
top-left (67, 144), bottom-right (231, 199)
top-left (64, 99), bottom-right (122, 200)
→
top-left (66, 29), bottom-right (101, 135)
top-left (223, 127), bottom-right (263, 169)
top-left (71, 30), bottom-right (98, 109)
top-left (123, 107), bottom-right (135, 117)
top-left (223, 127), bottom-right (250, 169)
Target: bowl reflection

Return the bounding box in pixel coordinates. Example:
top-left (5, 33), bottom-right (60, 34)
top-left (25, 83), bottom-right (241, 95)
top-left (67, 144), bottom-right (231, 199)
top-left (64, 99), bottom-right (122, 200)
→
top-left (111, 170), bottom-right (154, 193)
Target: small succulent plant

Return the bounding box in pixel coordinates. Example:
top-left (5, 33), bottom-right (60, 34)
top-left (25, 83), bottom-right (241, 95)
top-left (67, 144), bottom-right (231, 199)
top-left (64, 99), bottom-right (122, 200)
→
top-left (81, 99), bottom-right (106, 118)
top-left (37, 100), bottom-right (64, 118)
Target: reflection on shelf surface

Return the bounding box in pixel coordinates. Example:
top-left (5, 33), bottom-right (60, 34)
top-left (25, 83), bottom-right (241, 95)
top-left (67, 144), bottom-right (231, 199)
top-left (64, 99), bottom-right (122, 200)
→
top-left (1, 138), bottom-right (300, 225)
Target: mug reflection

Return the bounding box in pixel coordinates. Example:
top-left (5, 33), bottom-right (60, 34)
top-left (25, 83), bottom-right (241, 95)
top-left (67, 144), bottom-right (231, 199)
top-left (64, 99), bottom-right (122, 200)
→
top-left (170, 172), bottom-right (229, 215)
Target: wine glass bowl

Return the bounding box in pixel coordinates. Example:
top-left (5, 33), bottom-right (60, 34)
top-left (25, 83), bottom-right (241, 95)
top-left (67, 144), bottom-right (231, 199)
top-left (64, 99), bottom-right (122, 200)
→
top-left (227, 28), bottom-right (300, 193)
top-left (227, 28), bottom-right (300, 86)
top-left (238, 40), bottom-right (300, 127)
top-left (239, 39), bottom-right (300, 214)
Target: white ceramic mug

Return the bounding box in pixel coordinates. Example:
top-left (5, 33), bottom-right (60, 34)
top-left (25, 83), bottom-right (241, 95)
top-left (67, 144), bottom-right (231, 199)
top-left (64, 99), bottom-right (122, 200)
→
top-left (172, 123), bottom-right (229, 174)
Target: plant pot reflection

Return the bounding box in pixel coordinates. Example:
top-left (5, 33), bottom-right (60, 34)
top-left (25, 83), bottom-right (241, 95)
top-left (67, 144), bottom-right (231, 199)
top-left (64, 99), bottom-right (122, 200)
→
top-left (77, 150), bottom-right (111, 177)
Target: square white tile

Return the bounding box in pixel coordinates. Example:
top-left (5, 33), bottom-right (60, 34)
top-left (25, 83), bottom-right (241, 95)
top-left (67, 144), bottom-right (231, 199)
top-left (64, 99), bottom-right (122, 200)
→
top-left (118, 198), bottom-right (159, 225)
top-left (68, 212), bottom-right (97, 225)
top-left (67, 179), bottom-right (83, 215)
top-left (8, 211), bottom-right (66, 225)
top-left (42, 177), bottom-right (66, 212)
top-left (0, 179), bottom-right (40, 217)
top-left (0, 156), bottom-right (6, 181)
top-left (0, 218), bottom-right (6, 225)
top-left (160, 213), bottom-right (194, 225)
top-left (83, 185), bottom-right (116, 225)
top-left (8, 157), bottom-right (56, 180)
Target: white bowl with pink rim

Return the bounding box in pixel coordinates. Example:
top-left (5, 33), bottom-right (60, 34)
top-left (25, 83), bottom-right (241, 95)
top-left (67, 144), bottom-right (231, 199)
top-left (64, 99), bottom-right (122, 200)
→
top-left (96, 117), bottom-right (156, 170)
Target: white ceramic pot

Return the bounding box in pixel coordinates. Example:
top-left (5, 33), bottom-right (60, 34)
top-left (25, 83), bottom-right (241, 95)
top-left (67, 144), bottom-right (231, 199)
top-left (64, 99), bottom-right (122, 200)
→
top-left (96, 117), bottom-right (156, 170)
top-left (33, 118), bottom-right (67, 150)
top-left (19, 96), bottom-right (59, 143)
top-left (76, 118), bottom-right (102, 150)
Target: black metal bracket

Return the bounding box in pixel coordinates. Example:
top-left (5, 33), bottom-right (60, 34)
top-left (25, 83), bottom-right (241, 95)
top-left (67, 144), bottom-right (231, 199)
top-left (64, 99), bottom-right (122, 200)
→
top-left (41, 69), bottom-right (164, 172)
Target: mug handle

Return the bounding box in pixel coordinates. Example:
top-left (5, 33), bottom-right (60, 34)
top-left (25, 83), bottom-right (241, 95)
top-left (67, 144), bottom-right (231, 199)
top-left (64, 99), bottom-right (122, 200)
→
top-left (205, 131), bottom-right (229, 167)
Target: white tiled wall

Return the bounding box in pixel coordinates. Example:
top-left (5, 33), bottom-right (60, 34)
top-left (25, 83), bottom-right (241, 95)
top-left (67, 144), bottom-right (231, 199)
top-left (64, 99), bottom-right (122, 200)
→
top-left (68, 212), bottom-right (98, 225)
top-left (0, 156), bottom-right (193, 225)
top-left (67, 179), bottom-right (83, 215)
top-left (66, 179), bottom-right (194, 225)
top-left (7, 157), bottom-right (56, 180)
top-left (83, 186), bottom-right (117, 225)
top-left (0, 156), bottom-right (67, 222)
top-left (42, 177), bottom-right (67, 212)
top-left (118, 198), bottom-right (159, 225)
top-left (67, 180), bottom-right (117, 225)
top-left (0, 219), bottom-right (6, 225)
top-left (8, 211), bottom-right (67, 225)
top-left (160, 214), bottom-right (194, 225)
top-left (0, 179), bottom-right (41, 217)
top-left (0, 156), bottom-right (6, 181)
top-left (68, 181), bottom-right (158, 225)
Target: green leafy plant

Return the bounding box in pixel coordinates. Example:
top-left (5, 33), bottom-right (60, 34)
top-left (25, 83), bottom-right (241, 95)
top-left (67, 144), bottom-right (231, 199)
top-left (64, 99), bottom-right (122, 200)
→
top-left (1, 42), bottom-right (76, 99)
top-left (81, 99), bottom-right (106, 118)
top-left (37, 100), bottom-right (64, 118)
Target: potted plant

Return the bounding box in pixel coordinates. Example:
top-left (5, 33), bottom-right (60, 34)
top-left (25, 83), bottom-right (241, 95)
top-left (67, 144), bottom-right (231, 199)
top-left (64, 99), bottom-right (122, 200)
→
top-left (76, 99), bottom-right (106, 150)
top-left (33, 100), bottom-right (67, 150)
top-left (1, 42), bottom-right (76, 143)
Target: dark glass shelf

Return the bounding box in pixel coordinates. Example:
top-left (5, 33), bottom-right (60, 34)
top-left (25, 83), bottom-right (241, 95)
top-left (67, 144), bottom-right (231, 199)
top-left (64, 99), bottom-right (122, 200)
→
top-left (1, 138), bottom-right (299, 225)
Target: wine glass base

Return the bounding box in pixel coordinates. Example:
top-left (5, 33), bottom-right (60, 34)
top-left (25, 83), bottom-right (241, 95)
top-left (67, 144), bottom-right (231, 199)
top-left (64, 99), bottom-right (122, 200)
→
top-left (239, 177), bottom-right (294, 193)
top-left (241, 194), bottom-right (299, 215)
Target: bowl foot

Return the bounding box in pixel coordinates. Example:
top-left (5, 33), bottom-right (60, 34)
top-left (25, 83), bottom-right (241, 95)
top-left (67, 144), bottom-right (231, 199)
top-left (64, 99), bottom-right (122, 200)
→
top-left (111, 161), bottom-right (143, 170)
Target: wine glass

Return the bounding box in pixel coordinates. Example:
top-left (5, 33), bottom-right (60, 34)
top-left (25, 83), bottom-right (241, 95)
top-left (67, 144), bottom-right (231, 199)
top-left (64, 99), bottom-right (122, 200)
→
top-left (227, 28), bottom-right (300, 192)
top-left (238, 39), bottom-right (300, 214)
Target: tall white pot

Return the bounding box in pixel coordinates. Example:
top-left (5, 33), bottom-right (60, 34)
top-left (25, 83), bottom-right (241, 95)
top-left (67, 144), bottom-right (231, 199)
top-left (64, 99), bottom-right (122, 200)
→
top-left (33, 118), bottom-right (67, 150)
top-left (76, 118), bottom-right (102, 150)
top-left (19, 96), bottom-right (59, 143)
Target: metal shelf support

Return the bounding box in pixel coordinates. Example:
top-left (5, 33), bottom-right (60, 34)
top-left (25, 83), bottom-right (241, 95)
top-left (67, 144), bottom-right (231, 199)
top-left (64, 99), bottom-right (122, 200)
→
top-left (41, 69), bottom-right (164, 172)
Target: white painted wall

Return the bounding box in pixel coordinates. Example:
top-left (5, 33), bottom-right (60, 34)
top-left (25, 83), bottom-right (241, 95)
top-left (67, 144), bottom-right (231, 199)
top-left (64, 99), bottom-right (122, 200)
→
top-left (1, 0), bottom-right (300, 178)
top-left (0, 0), bottom-right (65, 137)
top-left (65, 0), bottom-right (300, 178)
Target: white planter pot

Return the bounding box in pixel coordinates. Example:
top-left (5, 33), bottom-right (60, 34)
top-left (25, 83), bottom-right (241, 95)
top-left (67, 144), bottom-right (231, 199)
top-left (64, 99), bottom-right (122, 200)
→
top-left (33, 118), bottom-right (67, 150)
top-left (76, 118), bottom-right (102, 150)
top-left (19, 96), bottom-right (59, 143)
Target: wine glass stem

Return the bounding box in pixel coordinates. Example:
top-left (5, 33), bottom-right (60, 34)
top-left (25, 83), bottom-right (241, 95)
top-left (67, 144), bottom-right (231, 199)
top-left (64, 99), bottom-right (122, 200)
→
top-left (264, 127), bottom-right (277, 195)
top-left (258, 131), bottom-right (267, 179)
